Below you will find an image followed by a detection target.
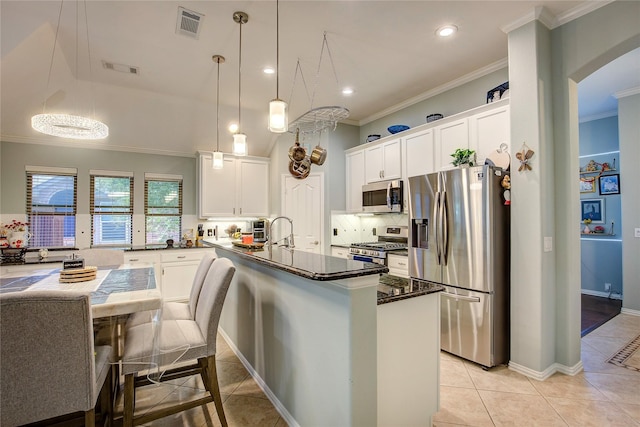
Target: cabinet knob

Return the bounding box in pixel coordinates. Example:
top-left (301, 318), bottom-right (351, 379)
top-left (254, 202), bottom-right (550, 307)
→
top-left (129, 258), bottom-right (139, 262)
top-left (312, 241), bottom-right (319, 245)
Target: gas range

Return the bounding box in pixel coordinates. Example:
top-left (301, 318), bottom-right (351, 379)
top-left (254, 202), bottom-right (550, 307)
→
top-left (349, 226), bottom-right (408, 261)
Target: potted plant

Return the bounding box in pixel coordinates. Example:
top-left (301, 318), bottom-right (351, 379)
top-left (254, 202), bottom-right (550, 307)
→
top-left (451, 148), bottom-right (476, 167)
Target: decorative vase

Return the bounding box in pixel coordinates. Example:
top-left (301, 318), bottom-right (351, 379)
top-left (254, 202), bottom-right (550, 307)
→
top-left (583, 224), bottom-right (591, 234)
top-left (9, 231), bottom-right (32, 248)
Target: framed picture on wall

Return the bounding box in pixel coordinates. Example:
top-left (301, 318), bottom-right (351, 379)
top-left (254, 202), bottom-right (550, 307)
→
top-left (579, 177), bottom-right (596, 193)
top-left (599, 174), bottom-right (620, 195)
top-left (581, 198), bottom-right (605, 223)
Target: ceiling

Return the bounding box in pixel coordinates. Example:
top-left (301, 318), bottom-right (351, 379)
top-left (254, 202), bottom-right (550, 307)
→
top-left (1, 0), bottom-right (634, 158)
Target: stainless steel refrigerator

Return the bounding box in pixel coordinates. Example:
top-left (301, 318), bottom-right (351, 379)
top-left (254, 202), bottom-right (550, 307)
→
top-left (408, 165), bottom-right (510, 368)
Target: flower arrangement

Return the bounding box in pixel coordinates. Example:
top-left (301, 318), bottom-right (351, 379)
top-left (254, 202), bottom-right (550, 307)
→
top-left (1, 220), bottom-right (29, 236)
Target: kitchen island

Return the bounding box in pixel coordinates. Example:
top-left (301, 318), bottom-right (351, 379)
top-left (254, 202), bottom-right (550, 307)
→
top-left (212, 242), bottom-right (443, 427)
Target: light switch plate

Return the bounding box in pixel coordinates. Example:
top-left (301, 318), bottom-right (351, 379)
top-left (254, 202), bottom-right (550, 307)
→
top-left (544, 236), bottom-right (553, 252)
top-left (635, 228), bottom-right (640, 238)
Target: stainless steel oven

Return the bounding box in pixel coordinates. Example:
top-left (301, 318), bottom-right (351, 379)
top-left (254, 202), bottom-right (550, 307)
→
top-left (348, 226), bottom-right (408, 265)
top-left (362, 180), bottom-right (403, 213)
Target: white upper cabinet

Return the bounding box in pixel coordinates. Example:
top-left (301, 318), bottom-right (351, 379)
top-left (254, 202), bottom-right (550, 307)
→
top-left (198, 153), bottom-right (269, 218)
top-left (469, 104), bottom-right (510, 165)
top-left (434, 118), bottom-right (469, 171)
top-left (404, 129), bottom-right (435, 179)
top-left (346, 150), bottom-right (366, 213)
top-left (365, 138), bottom-right (402, 183)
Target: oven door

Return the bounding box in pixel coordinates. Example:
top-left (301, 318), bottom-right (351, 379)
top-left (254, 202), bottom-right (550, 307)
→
top-left (348, 253), bottom-right (385, 265)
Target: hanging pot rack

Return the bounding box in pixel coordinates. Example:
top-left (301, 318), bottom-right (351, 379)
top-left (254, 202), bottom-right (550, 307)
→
top-left (287, 32), bottom-right (349, 136)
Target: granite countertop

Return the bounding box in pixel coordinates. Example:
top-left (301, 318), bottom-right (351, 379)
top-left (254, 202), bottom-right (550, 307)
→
top-left (212, 242), bottom-right (388, 281)
top-left (377, 274), bottom-right (444, 305)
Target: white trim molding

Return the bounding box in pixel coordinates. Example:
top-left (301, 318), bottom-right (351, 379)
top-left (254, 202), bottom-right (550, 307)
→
top-left (613, 86), bottom-right (640, 99)
top-left (509, 359), bottom-right (584, 381)
top-left (621, 307), bottom-right (640, 317)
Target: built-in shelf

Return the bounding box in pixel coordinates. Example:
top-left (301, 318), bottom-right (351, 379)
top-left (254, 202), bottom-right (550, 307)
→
top-left (581, 232), bottom-right (615, 237)
top-left (579, 168), bottom-right (617, 176)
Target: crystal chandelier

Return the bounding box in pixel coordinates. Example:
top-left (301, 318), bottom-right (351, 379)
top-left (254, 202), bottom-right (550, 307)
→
top-left (31, 0), bottom-right (108, 140)
top-left (212, 55), bottom-right (225, 169)
top-left (268, 0), bottom-right (288, 133)
top-left (232, 11), bottom-right (248, 156)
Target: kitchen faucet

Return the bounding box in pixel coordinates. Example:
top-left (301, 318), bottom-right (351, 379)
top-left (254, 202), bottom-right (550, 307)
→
top-left (268, 216), bottom-right (295, 249)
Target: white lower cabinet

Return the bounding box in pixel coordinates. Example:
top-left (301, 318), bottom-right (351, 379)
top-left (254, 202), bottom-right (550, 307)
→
top-left (331, 246), bottom-right (349, 259)
top-left (125, 249), bottom-right (214, 302)
top-left (387, 253), bottom-right (409, 278)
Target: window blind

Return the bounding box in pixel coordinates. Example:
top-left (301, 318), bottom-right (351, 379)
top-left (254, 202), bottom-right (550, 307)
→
top-left (144, 178), bottom-right (182, 244)
top-left (90, 174), bottom-right (134, 246)
top-left (26, 171), bottom-right (77, 248)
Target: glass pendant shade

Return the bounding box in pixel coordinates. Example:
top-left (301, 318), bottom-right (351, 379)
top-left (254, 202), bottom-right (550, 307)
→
top-left (233, 133), bottom-right (247, 156)
top-left (32, 113), bottom-right (108, 140)
top-left (268, 99), bottom-right (288, 133)
top-left (212, 151), bottom-right (224, 169)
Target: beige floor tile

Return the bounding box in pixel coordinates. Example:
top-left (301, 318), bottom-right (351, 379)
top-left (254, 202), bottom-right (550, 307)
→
top-left (583, 372), bottom-right (640, 405)
top-left (233, 375), bottom-right (269, 399)
top-left (478, 390), bottom-right (567, 427)
top-left (589, 315), bottom-right (640, 341)
top-left (274, 416), bottom-right (289, 427)
top-left (210, 395), bottom-right (282, 427)
top-left (433, 386), bottom-right (494, 427)
top-left (440, 358), bottom-right (475, 388)
top-left (581, 341), bottom-right (640, 377)
top-left (548, 398), bottom-right (638, 427)
top-left (217, 360), bottom-right (251, 395)
top-left (433, 422), bottom-right (477, 427)
top-left (582, 334), bottom-right (633, 358)
top-left (465, 363), bottom-right (539, 395)
top-left (529, 372), bottom-right (609, 401)
top-left (616, 402), bottom-right (640, 423)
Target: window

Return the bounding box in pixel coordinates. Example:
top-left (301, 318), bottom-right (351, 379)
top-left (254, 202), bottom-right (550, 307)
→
top-left (90, 172), bottom-right (133, 246)
top-left (145, 174), bottom-right (182, 244)
top-left (26, 167), bottom-right (77, 248)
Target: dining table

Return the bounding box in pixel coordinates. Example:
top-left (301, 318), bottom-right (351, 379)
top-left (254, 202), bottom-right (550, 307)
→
top-left (0, 263), bottom-right (162, 318)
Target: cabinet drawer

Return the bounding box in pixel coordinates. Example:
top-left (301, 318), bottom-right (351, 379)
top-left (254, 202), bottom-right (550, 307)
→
top-left (160, 250), bottom-right (206, 263)
top-left (124, 252), bottom-right (159, 264)
top-left (387, 254), bottom-right (409, 278)
top-left (331, 246), bottom-right (349, 259)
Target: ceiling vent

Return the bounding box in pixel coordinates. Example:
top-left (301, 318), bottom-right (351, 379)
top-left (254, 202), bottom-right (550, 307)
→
top-left (176, 7), bottom-right (204, 39)
top-left (102, 61), bottom-right (139, 75)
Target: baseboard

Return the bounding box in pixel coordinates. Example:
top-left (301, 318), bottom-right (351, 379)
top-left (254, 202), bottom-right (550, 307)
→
top-left (581, 289), bottom-right (622, 300)
top-left (508, 359), bottom-right (583, 380)
top-left (217, 328), bottom-right (300, 427)
top-left (621, 307), bottom-right (640, 317)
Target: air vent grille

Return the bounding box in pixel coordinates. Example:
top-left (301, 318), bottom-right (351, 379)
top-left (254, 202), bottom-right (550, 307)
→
top-left (176, 7), bottom-right (203, 39)
top-left (102, 61), bottom-right (139, 75)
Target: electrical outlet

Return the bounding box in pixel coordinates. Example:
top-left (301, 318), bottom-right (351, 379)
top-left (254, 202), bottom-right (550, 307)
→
top-left (605, 282), bottom-right (611, 291)
top-left (544, 237), bottom-right (552, 252)
top-left (333, 228), bottom-right (338, 236)
top-left (207, 228), bottom-right (213, 237)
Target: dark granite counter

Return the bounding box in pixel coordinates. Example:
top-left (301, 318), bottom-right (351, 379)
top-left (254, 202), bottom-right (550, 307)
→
top-left (212, 242), bottom-right (388, 281)
top-left (377, 274), bottom-right (444, 305)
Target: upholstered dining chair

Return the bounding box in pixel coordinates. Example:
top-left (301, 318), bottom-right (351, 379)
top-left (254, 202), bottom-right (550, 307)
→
top-left (0, 291), bottom-right (113, 427)
top-left (125, 252), bottom-right (216, 328)
top-left (121, 257), bottom-right (236, 426)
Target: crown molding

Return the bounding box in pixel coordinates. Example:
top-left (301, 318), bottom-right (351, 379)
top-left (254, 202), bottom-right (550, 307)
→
top-left (579, 110), bottom-right (618, 123)
top-left (613, 86), bottom-right (640, 99)
top-left (360, 58), bottom-right (508, 126)
top-left (501, 1), bottom-right (614, 33)
top-left (1, 134), bottom-right (196, 158)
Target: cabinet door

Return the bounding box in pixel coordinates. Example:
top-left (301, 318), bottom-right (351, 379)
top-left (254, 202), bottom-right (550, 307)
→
top-left (346, 150), bottom-right (365, 213)
top-left (161, 260), bottom-right (201, 302)
top-left (469, 105), bottom-right (510, 165)
top-left (365, 139), bottom-right (402, 183)
top-left (381, 139), bottom-right (402, 180)
top-left (365, 144), bottom-right (384, 183)
top-left (198, 154), bottom-right (236, 217)
top-left (238, 159), bottom-right (269, 217)
top-left (405, 129), bottom-right (434, 178)
top-left (434, 119), bottom-right (468, 171)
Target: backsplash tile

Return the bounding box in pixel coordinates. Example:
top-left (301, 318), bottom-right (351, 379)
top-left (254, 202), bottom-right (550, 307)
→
top-left (331, 213), bottom-right (408, 245)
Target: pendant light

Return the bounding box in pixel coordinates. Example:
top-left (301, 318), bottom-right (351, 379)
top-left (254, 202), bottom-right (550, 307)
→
top-left (268, 0), bottom-right (288, 133)
top-left (31, 0), bottom-right (108, 140)
top-left (212, 55), bottom-right (225, 169)
top-left (232, 11), bottom-right (248, 156)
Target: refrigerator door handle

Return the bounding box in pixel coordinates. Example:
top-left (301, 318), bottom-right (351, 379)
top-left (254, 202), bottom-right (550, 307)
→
top-left (441, 292), bottom-right (481, 303)
top-left (433, 191), bottom-right (441, 264)
top-left (441, 191), bottom-right (449, 266)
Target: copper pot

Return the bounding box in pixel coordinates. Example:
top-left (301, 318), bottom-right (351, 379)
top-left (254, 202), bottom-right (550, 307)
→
top-left (288, 128), bottom-right (306, 162)
top-left (289, 157), bottom-right (311, 179)
top-left (310, 145), bottom-right (327, 165)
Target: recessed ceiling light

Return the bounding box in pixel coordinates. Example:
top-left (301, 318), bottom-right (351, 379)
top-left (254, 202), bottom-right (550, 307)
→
top-left (342, 87), bottom-right (354, 95)
top-left (228, 123), bottom-right (238, 133)
top-left (437, 25), bottom-right (457, 37)
top-left (263, 67), bottom-right (275, 75)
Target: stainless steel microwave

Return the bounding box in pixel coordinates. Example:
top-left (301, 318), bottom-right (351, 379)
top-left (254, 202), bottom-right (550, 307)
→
top-left (362, 180), bottom-right (403, 213)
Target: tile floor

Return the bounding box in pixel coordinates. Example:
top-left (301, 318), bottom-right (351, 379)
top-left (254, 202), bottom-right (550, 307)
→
top-left (119, 314), bottom-right (640, 427)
